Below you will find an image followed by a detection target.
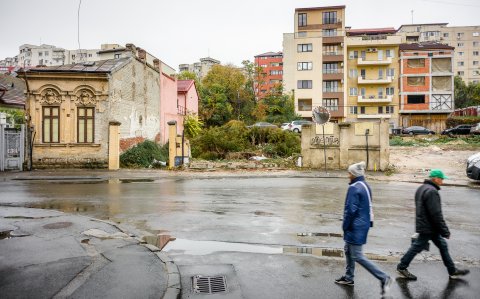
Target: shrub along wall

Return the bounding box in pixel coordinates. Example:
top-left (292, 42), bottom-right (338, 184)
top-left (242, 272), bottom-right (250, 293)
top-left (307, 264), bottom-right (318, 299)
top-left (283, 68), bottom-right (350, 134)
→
top-left (446, 116), bottom-right (480, 128)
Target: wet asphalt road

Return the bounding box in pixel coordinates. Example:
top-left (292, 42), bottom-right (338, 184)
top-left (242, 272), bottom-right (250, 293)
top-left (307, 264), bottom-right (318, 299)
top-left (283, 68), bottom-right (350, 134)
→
top-left (1, 177), bottom-right (479, 261)
top-left (1, 176), bottom-right (479, 298)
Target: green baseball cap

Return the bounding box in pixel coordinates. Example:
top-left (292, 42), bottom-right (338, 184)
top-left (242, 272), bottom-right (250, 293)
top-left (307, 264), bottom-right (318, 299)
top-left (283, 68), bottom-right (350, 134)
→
top-left (429, 169), bottom-right (448, 179)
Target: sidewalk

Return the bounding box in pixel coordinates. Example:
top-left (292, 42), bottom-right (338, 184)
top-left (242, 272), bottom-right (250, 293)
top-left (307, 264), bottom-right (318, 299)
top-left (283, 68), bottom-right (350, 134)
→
top-left (0, 206), bottom-right (180, 299)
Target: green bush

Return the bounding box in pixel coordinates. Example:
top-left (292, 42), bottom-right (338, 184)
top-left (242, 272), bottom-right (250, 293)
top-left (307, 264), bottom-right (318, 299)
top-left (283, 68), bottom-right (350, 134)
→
top-left (120, 140), bottom-right (168, 168)
top-left (446, 116), bottom-right (480, 128)
top-left (191, 121), bottom-right (301, 160)
top-left (389, 136), bottom-right (415, 146)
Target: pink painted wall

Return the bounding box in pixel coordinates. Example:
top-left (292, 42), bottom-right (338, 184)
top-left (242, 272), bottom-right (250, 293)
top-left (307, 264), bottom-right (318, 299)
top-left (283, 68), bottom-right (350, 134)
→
top-left (160, 72), bottom-right (183, 144)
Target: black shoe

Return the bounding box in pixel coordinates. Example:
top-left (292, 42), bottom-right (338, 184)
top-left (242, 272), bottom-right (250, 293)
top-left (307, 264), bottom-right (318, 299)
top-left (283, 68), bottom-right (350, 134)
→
top-left (449, 269), bottom-right (470, 279)
top-left (381, 276), bottom-right (392, 295)
top-left (335, 276), bottom-right (354, 286)
top-left (397, 268), bottom-right (417, 280)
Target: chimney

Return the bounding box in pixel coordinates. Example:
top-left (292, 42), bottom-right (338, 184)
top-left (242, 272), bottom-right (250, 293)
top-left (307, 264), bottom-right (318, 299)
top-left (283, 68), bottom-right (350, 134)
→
top-left (125, 43), bottom-right (136, 56)
top-left (153, 58), bottom-right (160, 71)
top-left (138, 48), bottom-right (146, 61)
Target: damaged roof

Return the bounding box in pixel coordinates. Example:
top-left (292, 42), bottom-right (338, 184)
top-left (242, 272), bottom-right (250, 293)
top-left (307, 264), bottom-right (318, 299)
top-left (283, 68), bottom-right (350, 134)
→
top-left (0, 74), bottom-right (26, 108)
top-left (400, 42), bottom-right (455, 51)
top-left (24, 58), bottom-right (131, 74)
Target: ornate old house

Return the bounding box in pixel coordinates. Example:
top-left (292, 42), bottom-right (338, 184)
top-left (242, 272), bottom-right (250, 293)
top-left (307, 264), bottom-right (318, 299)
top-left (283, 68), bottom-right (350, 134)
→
top-left (20, 54), bottom-right (162, 169)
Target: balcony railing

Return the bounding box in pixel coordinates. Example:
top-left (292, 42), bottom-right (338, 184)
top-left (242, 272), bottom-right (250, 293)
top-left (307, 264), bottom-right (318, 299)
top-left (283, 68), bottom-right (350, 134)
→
top-left (177, 105), bottom-right (186, 115)
top-left (322, 18), bottom-right (342, 25)
top-left (322, 68), bottom-right (344, 74)
top-left (357, 95), bottom-right (393, 103)
top-left (358, 76), bottom-right (393, 84)
top-left (357, 57), bottom-right (392, 65)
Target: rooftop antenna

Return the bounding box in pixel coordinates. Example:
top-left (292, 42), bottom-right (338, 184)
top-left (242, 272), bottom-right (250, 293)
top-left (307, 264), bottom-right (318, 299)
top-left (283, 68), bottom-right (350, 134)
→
top-left (411, 10), bottom-right (414, 24)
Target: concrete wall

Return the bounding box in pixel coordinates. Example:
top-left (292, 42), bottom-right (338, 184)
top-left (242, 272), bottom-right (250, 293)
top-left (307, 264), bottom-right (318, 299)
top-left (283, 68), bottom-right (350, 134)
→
top-left (109, 59), bottom-right (161, 150)
top-left (301, 120), bottom-right (390, 170)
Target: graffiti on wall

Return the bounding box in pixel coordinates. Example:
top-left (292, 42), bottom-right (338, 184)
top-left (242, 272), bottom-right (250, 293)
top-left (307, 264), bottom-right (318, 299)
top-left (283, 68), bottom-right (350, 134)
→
top-left (310, 135), bottom-right (339, 146)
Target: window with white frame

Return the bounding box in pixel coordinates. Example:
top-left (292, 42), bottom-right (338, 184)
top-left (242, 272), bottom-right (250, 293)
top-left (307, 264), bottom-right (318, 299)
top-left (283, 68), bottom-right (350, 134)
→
top-left (474, 61), bottom-right (479, 66)
top-left (323, 29), bottom-right (337, 37)
top-left (297, 62), bottom-right (313, 71)
top-left (458, 71), bottom-right (464, 76)
top-left (458, 42), bottom-right (464, 47)
top-left (458, 52), bottom-right (464, 56)
top-left (458, 61), bottom-right (464, 66)
top-left (474, 51), bottom-right (479, 56)
top-left (386, 49), bottom-right (394, 58)
top-left (350, 106), bottom-right (358, 114)
top-left (474, 41), bottom-right (480, 47)
top-left (349, 87), bottom-right (358, 96)
top-left (349, 69), bottom-right (358, 78)
top-left (386, 87), bottom-right (394, 95)
top-left (386, 106), bottom-right (395, 114)
top-left (297, 80), bottom-right (312, 89)
top-left (473, 32), bottom-right (479, 37)
top-left (297, 43), bottom-right (313, 52)
top-left (387, 68), bottom-right (395, 77)
top-left (348, 51), bottom-right (358, 59)
top-left (298, 13), bottom-right (307, 27)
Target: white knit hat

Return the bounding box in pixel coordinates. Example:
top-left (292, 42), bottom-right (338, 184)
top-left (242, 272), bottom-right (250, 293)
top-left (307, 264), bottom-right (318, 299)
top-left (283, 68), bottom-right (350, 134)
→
top-left (348, 161), bottom-right (366, 177)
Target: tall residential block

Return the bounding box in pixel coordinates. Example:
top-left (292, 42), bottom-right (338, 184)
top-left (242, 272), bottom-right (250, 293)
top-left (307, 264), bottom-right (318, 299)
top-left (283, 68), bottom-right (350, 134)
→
top-left (345, 28), bottom-right (401, 129)
top-left (254, 51), bottom-right (283, 98)
top-left (178, 57), bottom-right (221, 79)
top-left (283, 6), bottom-right (347, 121)
top-left (397, 24), bottom-right (480, 84)
top-left (399, 42), bottom-right (455, 131)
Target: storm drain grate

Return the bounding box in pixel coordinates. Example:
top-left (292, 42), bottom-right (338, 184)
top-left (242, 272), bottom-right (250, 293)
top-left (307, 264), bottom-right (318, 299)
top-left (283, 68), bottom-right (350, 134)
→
top-left (193, 275), bottom-right (227, 294)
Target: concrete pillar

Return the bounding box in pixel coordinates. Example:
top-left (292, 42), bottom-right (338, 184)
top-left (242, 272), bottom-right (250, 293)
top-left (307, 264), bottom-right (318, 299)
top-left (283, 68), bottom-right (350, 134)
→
top-left (108, 121), bottom-right (121, 170)
top-left (379, 119), bottom-right (390, 171)
top-left (338, 122), bottom-right (351, 170)
top-left (167, 120), bottom-right (177, 169)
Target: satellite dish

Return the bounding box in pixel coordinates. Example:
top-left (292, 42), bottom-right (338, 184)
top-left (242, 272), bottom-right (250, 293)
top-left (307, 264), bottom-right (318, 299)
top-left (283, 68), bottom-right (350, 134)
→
top-left (312, 106), bottom-right (330, 125)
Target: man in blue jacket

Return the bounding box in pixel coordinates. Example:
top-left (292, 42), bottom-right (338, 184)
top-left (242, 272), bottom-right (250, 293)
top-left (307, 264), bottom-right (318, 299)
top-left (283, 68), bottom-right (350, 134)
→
top-left (335, 161), bottom-right (392, 296)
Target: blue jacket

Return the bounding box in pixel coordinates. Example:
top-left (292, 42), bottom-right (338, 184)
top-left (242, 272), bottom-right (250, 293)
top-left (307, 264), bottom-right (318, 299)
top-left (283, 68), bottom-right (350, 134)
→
top-left (342, 176), bottom-right (372, 245)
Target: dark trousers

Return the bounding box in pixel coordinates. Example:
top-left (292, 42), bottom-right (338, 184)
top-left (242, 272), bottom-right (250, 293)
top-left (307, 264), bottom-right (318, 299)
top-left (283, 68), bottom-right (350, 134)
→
top-left (398, 233), bottom-right (456, 275)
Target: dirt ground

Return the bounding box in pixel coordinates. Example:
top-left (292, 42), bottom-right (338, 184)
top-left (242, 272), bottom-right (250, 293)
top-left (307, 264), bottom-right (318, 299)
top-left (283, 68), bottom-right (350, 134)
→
top-left (387, 145), bottom-right (479, 185)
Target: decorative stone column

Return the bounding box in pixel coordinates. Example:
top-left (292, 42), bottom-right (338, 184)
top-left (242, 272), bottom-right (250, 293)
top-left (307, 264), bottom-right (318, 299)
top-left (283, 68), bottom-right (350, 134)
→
top-left (108, 121), bottom-right (121, 170)
top-left (338, 122), bottom-right (351, 170)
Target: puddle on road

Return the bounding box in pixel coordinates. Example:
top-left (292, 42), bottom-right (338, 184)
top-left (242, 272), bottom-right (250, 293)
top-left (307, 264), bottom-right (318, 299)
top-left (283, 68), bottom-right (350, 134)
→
top-left (163, 238), bottom-right (283, 255)
top-left (163, 238), bottom-right (388, 261)
top-left (118, 179), bottom-right (155, 183)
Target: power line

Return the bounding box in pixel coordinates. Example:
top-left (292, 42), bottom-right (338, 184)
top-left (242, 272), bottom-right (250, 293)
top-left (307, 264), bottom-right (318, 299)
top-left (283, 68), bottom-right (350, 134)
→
top-left (420, 0), bottom-right (480, 7)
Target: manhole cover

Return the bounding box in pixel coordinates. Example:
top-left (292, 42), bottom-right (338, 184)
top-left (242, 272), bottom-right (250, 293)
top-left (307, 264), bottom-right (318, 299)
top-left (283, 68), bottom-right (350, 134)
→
top-left (193, 275), bottom-right (227, 294)
top-left (43, 222), bottom-right (73, 229)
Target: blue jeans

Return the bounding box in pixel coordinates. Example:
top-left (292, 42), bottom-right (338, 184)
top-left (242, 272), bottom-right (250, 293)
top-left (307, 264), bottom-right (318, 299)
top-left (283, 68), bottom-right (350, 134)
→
top-left (398, 233), bottom-right (456, 275)
top-left (344, 242), bottom-right (389, 283)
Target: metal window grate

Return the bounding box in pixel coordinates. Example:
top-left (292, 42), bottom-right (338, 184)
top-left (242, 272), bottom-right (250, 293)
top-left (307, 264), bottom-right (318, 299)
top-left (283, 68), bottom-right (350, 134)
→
top-left (193, 275), bottom-right (227, 294)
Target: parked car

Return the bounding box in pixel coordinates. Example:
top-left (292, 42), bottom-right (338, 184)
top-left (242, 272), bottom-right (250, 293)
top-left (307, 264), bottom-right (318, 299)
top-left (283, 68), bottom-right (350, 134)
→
top-left (466, 152), bottom-right (480, 180)
top-left (280, 122), bottom-right (290, 130)
top-left (288, 120), bottom-right (314, 133)
top-left (470, 123), bottom-right (480, 135)
top-left (401, 126), bottom-right (435, 135)
top-left (246, 122), bottom-right (277, 129)
top-left (441, 124), bottom-right (473, 136)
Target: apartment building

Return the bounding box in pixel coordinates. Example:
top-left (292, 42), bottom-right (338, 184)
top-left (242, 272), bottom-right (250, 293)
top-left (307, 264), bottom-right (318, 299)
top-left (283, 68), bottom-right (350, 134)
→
top-left (254, 51), bottom-right (283, 98)
top-left (345, 28), bottom-right (401, 129)
top-left (178, 57), bottom-right (221, 79)
top-left (397, 24), bottom-right (480, 84)
top-left (399, 42), bottom-right (455, 132)
top-left (283, 5), bottom-right (347, 121)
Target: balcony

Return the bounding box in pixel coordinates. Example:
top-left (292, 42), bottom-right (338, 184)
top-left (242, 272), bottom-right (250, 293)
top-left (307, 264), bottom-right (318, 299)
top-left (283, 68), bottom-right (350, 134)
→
top-left (357, 113), bottom-right (392, 119)
top-left (323, 36), bottom-right (344, 44)
top-left (322, 52), bottom-right (344, 62)
top-left (358, 76), bottom-right (393, 84)
top-left (322, 69), bottom-right (344, 80)
top-left (357, 95), bottom-right (393, 103)
top-left (357, 57), bottom-right (392, 65)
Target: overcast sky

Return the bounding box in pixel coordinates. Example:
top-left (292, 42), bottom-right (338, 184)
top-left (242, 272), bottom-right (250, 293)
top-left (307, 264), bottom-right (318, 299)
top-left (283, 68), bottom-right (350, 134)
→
top-left (1, 0), bottom-right (478, 70)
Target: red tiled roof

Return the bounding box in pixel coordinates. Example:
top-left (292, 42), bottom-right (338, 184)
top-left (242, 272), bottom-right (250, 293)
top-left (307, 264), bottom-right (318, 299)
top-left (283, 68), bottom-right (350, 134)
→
top-left (347, 28), bottom-right (397, 35)
top-left (177, 80), bottom-right (194, 93)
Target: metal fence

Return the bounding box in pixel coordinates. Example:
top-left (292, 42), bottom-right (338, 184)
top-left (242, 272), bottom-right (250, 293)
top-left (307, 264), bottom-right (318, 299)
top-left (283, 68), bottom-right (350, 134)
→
top-left (0, 124), bottom-right (24, 171)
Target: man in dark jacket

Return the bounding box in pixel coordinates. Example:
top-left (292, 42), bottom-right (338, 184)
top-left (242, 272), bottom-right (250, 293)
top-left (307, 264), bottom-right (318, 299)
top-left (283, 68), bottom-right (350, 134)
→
top-left (397, 169), bottom-right (470, 280)
top-left (335, 161), bottom-right (392, 296)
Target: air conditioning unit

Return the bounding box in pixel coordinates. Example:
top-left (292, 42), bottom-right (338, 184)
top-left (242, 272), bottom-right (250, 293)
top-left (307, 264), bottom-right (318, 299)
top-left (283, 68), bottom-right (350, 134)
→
top-left (367, 48), bottom-right (377, 53)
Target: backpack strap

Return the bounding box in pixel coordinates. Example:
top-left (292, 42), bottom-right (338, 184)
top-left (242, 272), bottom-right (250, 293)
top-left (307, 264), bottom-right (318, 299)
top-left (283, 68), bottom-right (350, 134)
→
top-left (353, 181), bottom-right (374, 222)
